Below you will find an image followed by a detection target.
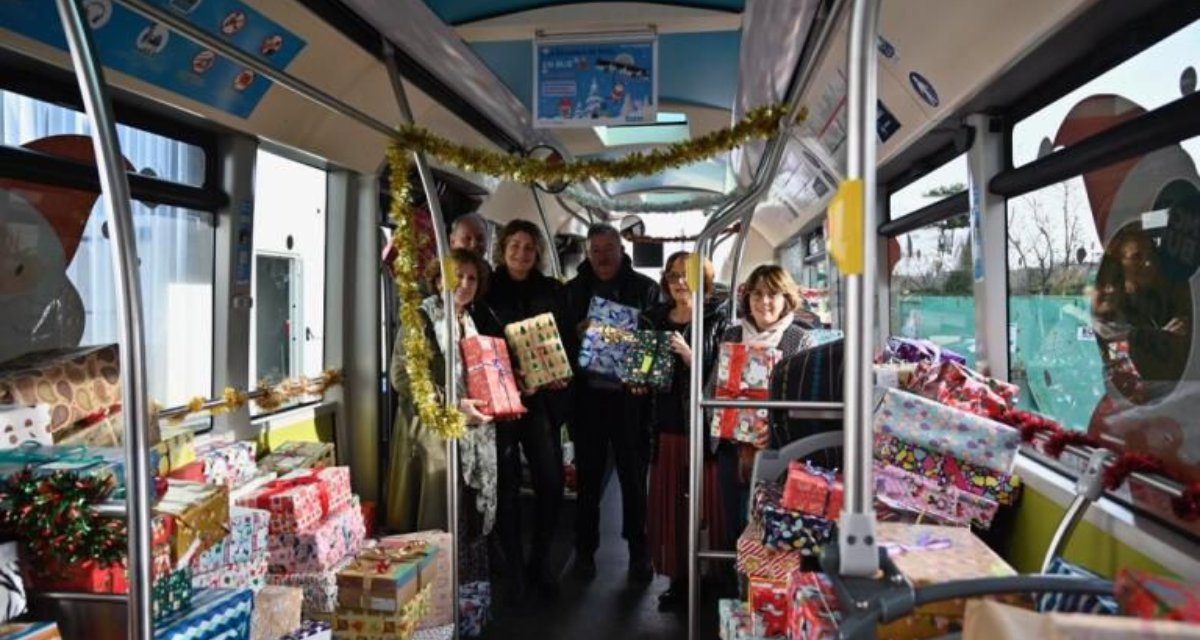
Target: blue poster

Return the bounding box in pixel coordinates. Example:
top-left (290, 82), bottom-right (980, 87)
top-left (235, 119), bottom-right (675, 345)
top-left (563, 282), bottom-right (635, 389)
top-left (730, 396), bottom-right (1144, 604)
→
top-left (535, 38), bottom-right (656, 128)
top-left (0, 0), bottom-right (306, 118)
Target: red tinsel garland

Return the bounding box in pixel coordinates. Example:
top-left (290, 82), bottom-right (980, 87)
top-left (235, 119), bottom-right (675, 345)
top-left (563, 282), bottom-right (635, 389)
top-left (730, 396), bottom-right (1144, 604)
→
top-left (1103, 453), bottom-right (1167, 491)
top-left (1173, 482), bottom-right (1200, 521)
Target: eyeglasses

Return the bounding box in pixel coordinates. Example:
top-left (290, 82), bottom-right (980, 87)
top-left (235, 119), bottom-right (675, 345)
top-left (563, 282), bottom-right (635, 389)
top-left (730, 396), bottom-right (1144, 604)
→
top-left (664, 272), bottom-right (688, 283)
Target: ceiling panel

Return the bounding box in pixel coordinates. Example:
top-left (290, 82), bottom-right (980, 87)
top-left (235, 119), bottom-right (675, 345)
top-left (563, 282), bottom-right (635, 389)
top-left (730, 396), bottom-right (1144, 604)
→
top-left (425, 0), bottom-right (744, 26)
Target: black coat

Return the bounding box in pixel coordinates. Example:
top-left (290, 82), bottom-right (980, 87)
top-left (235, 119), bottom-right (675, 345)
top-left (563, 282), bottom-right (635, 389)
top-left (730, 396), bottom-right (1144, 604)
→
top-left (563, 255), bottom-right (661, 367)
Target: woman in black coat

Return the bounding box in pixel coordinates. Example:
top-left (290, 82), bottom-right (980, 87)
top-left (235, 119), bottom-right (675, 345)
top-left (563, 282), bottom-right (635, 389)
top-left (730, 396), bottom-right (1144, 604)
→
top-left (484, 219), bottom-right (570, 605)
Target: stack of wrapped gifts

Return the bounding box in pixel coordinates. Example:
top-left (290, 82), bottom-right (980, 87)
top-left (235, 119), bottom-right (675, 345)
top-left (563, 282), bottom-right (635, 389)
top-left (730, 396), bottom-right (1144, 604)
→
top-left (503, 313), bottom-right (573, 390)
top-left (578, 297), bottom-right (640, 381)
top-left (331, 540), bottom-right (442, 639)
top-left (0, 345), bottom-right (125, 447)
top-left (710, 343), bottom-right (782, 447)
top-left (258, 441), bottom-right (336, 476)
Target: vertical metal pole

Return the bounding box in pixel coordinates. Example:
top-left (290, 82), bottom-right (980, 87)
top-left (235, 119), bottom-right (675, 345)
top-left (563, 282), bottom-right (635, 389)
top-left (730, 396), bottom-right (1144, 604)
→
top-left (383, 42), bottom-right (460, 639)
top-left (687, 235), bottom-right (711, 640)
top-left (530, 186), bottom-right (563, 278)
top-left (53, 1), bottom-right (153, 637)
top-left (727, 207), bottom-right (754, 323)
top-left (838, 0), bottom-right (882, 577)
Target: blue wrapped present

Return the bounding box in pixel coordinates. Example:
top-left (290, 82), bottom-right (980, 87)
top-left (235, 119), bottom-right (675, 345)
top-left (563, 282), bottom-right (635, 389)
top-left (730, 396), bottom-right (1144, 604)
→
top-left (155, 588), bottom-right (254, 640)
top-left (1036, 557), bottom-right (1119, 615)
top-left (752, 482), bottom-right (833, 556)
top-left (458, 581), bottom-right (490, 638)
top-left (578, 325), bottom-right (635, 380)
top-left (586, 296), bottom-right (639, 330)
top-left (21, 445), bottom-right (160, 500)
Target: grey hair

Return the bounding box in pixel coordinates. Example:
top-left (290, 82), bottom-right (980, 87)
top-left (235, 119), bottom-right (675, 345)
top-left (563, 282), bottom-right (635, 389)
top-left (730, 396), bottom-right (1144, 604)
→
top-left (451, 212), bottom-right (488, 235)
top-left (586, 223), bottom-right (621, 244)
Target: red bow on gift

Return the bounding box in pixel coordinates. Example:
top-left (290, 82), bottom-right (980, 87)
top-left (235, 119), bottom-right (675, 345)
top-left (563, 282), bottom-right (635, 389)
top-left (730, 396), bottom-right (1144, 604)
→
top-left (256, 473), bottom-right (331, 519)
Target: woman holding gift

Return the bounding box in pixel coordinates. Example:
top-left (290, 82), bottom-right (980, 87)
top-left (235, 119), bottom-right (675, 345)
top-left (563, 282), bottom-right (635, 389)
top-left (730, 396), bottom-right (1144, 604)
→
top-left (484, 219), bottom-right (570, 604)
top-left (386, 248), bottom-right (501, 585)
top-left (644, 251), bottom-right (729, 610)
top-left (713, 264), bottom-right (808, 544)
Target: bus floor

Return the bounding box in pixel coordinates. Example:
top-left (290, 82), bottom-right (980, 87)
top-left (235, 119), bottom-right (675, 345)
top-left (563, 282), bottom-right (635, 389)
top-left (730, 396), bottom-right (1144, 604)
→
top-left (482, 473), bottom-right (727, 640)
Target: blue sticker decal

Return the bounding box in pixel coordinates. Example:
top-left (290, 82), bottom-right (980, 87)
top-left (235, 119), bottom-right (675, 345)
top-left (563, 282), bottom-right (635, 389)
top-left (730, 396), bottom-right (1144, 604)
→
top-left (535, 39), bottom-right (656, 127)
top-left (971, 181), bottom-right (985, 282)
top-left (0, 0), bottom-right (306, 118)
top-left (876, 100), bottom-right (901, 143)
top-left (877, 35), bottom-right (896, 60)
top-left (909, 71), bottom-right (940, 108)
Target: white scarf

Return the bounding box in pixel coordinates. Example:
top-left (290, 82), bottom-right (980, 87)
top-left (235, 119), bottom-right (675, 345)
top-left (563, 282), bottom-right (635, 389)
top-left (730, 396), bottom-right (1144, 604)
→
top-left (421, 295), bottom-right (478, 394)
top-left (740, 312), bottom-right (794, 349)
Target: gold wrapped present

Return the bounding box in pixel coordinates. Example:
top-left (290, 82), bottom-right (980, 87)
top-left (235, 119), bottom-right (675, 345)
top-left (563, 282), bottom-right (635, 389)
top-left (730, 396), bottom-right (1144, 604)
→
top-left (153, 427), bottom-right (197, 476)
top-left (154, 481), bottom-right (231, 559)
top-left (337, 543), bottom-right (440, 613)
top-left (503, 313), bottom-right (572, 390)
top-left (333, 584), bottom-right (431, 640)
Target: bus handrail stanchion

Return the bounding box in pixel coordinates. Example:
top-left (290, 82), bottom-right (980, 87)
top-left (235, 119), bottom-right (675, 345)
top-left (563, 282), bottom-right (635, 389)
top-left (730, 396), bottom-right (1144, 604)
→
top-left (383, 41), bottom-right (461, 640)
top-left (54, 0), bottom-right (155, 637)
top-left (531, 185), bottom-right (564, 278)
top-left (727, 206), bottom-right (754, 324)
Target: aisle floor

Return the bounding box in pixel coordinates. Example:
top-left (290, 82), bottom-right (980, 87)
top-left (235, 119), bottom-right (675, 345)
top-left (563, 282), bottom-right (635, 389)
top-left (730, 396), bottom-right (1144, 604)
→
top-left (482, 476), bottom-right (725, 640)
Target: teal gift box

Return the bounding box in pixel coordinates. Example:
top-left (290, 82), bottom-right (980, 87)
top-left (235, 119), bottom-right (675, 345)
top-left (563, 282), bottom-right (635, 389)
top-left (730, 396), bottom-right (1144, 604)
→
top-left (155, 588), bottom-right (254, 640)
top-left (11, 445), bottom-right (162, 500)
top-left (153, 568), bottom-right (194, 623)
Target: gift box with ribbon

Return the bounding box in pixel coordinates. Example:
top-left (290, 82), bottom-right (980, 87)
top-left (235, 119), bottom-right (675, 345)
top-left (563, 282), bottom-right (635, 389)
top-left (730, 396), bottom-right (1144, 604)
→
top-left (748, 578), bottom-right (789, 637)
top-left (458, 581), bottom-right (490, 638)
top-left (337, 542), bottom-right (440, 613)
top-left (752, 483), bottom-right (833, 555)
top-left (905, 361), bottom-right (1019, 422)
top-left (250, 586), bottom-right (302, 640)
top-left (619, 331), bottom-right (675, 389)
top-left (579, 324), bottom-right (636, 381)
top-left (199, 441), bottom-right (258, 489)
top-left (0, 406), bottom-right (52, 450)
top-left (154, 588), bottom-right (255, 640)
top-left (879, 337), bottom-right (966, 366)
top-left (874, 388), bottom-right (1021, 474)
top-left (718, 599), bottom-right (766, 640)
top-left (238, 467), bottom-right (352, 535)
top-left (333, 583), bottom-right (431, 640)
top-left (461, 336), bottom-right (527, 420)
top-left (781, 461), bottom-right (843, 521)
top-left (192, 507), bottom-right (270, 575)
top-left (267, 496), bottom-right (365, 574)
top-left (1115, 569), bottom-right (1200, 622)
top-left (788, 571), bottom-right (842, 640)
top-left (258, 441), bottom-right (335, 475)
top-left (191, 554), bottom-right (268, 593)
top-left (874, 463), bottom-right (999, 529)
top-left (711, 343), bottom-right (781, 446)
top-left (874, 433), bottom-right (1021, 506)
top-left (154, 481), bottom-right (231, 560)
top-left (736, 521), bottom-right (803, 583)
top-left (503, 313), bottom-right (572, 390)
top-left (265, 556), bottom-right (353, 616)
top-left (379, 532), bottom-right (453, 629)
top-left (152, 568), bottom-right (193, 623)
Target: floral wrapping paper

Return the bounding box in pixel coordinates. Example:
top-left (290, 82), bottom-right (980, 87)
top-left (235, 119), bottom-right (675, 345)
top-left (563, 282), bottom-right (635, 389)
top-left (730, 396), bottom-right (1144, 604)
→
top-left (461, 336), bottom-right (527, 420)
top-left (873, 388), bottom-right (1021, 474)
top-left (748, 578), bottom-right (789, 637)
top-left (1115, 569), bottom-right (1200, 622)
top-left (279, 620), bottom-right (332, 640)
top-left (578, 325), bottom-right (636, 381)
top-left (265, 556), bottom-right (353, 615)
top-left (154, 428), bottom-right (198, 476)
top-left (258, 441), bottom-right (336, 475)
top-left (267, 497), bottom-right (365, 574)
top-left (193, 507), bottom-right (271, 575)
top-left (238, 467), bottom-right (353, 535)
top-left (718, 599), bottom-right (767, 640)
top-left (711, 343), bottom-right (781, 446)
top-left (0, 405), bottom-right (52, 449)
top-left (879, 337), bottom-right (966, 366)
top-left (154, 587), bottom-right (255, 640)
top-left (788, 572), bottom-right (842, 640)
top-left (752, 483), bottom-right (832, 555)
top-left (874, 433), bottom-right (1021, 506)
top-left (337, 543), bottom-right (440, 613)
top-left (153, 569), bottom-right (193, 623)
top-left (199, 441), bottom-right (258, 489)
top-left (736, 522), bottom-right (803, 582)
top-left (191, 554), bottom-right (268, 593)
top-left (155, 481), bottom-right (232, 560)
top-left (503, 313), bottom-right (573, 390)
top-left (619, 331), bottom-right (675, 389)
top-left (379, 532), bottom-right (453, 630)
top-left (874, 463), bottom-right (999, 529)
top-left (781, 461), bottom-right (843, 521)
top-left (904, 361), bottom-right (1020, 422)
top-left (458, 581), bottom-right (490, 638)
top-left (250, 586), bottom-right (302, 640)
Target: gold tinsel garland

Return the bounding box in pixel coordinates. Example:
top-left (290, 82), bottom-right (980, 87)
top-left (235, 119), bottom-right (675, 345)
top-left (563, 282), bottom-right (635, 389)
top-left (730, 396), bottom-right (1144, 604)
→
top-left (387, 147), bottom-right (468, 440)
top-left (152, 369), bottom-right (344, 424)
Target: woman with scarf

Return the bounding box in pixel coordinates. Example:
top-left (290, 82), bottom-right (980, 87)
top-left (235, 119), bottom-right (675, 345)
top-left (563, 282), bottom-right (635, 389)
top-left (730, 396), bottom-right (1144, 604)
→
top-left (643, 251), bottom-right (729, 610)
top-left (386, 248), bottom-right (500, 585)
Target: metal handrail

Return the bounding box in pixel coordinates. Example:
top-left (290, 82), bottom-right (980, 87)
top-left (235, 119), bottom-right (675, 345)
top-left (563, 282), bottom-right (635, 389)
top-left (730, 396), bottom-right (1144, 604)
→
top-left (1026, 432), bottom-right (1186, 499)
top-left (54, 0), bottom-right (155, 637)
top-left (685, 0), bottom-right (851, 636)
top-left (530, 186), bottom-right (564, 278)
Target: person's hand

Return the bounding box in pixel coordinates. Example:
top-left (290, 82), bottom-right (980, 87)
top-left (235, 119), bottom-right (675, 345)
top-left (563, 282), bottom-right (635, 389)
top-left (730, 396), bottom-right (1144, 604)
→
top-left (669, 332), bottom-right (693, 368)
top-left (628, 384), bottom-right (650, 396)
top-left (546, 379), bottom-right (570, 391)
top-left (1163, 317), bottom-right (1188, 335)
top-left (459, 398), bottom-right (493, 425)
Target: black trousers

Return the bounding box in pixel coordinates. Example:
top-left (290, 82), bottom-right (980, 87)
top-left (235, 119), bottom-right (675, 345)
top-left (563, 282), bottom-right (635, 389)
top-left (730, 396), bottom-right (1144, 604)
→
top-left (495, 399), bottom-right (563, 574)
top-left (573, 386), bottom-right (651, 558)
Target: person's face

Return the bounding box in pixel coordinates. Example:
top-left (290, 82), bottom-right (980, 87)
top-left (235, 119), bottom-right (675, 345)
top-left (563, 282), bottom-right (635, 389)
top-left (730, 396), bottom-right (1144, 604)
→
top-left (1118, 238), bottom-right (1157, 290)
top-left (450, 221), bottom-right (486, 256)
top-left (1092, 271), bottom-right (1125, 319)
top-left (587, 233), bottom-right (622, 281)
top-left (749, 283), bottom-right (787, 329)
top-left (503, 231), bottom-right (539, 279)
top-left (664, 258), bottom-right (692, 305)
top-left (453, 262), bottom-right (478, 309)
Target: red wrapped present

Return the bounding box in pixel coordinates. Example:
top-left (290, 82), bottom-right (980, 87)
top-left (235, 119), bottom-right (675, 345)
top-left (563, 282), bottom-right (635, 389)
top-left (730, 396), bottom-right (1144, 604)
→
top-left (748, 577), bottom-right (789, 637)
top-left (25, 559), bottom-right (128, 593)
top-left (461, 335), bottom-right (527, 420)
top-left (715, 343), bottom-right (780, 397)
top-left (238, 467), bottom-right (353, 534)
top-left (788, 571), bottom-right (842, 640)
top-left (736, 522), bottom-right (802, 582)
top-left (1116, 570), bottom-right (1200, 622)
top-left (168, 460), bottom-right (206, 482)
top-left (710, 404), bottom-right (771, 447)
top-left (781, 461), bottom-right (843, 521)
top-left (905, 361), bottom-right (1018, 421)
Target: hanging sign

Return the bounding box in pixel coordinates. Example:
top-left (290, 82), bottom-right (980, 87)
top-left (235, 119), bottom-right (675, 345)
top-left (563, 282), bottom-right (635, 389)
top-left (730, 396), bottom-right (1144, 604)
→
top-left (534, 34), bottom-right (657, 128)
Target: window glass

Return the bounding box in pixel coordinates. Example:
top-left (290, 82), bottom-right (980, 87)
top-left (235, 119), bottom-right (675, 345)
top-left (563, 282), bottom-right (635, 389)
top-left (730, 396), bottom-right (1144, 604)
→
top-left (888, 154), bottom-right (968, 220)
top-left (888, 213), bottom-right (976, 367)
top-left (1, 89), bottom-right (207, 187)
top-left (250, 149), bottom-right (327, 398)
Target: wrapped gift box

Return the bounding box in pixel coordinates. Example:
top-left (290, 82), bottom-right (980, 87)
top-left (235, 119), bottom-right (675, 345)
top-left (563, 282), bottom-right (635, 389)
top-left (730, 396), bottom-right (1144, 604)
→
top-left (587, 296), bottom-right (639, 330)
top-left (578, 325), bottom-right (636, 381)
top-left (874, 433), bottom-right (1021, 506)
top-left (619, 331), bottom-right (675, 389)
top-left (873, 388), bottom-right (1021, 474)
top-left (258, 441), bottom-right (335, 475)
top-left (715, 343), bottom-right (780, 396)
top-left (874, 464), bottom-right (999, 529)
top-left (200, 441), bottom-right (258, 488)
top-left (736, 522), bottom-right (803, 582)
top-left (193, 507), bottom-right (271, 575)
top-left (333, 584), bottom-right (431, 640)
top-left (154, 588), bottom-right (254, 640)
top-left (238, 467), bottom-right (353, 535)
top-left (0, 405), bottom-right (52, 449)
top-left (154, 428), bottom-right (198, 476)
top-left (781, 461), bottom-right (843, 521)
top-left (905, 361), bottom-right (1019, 422)
top-left (379, 532), bottom-right (453, 629)
top-left (788, 571), bottom-right (842, 640)
top-left (1116, 569), bottom-right (1200, 622)
top-left (265, 555), bottom-right (352, 616)
top-left (250, 586), bottom-right (302, 640)
top-left (267, 497), bottom-right (365, 574)
top-left (22, 558), bottom-right (126, 594)
top-left (191, 554), bottom-right (268, 592)
top-left (748, 578), bottom-right (789, 637)
top-left (458, 581), bottom-right (490, 638)
top-left (964, 600), bottom-right (1200, 640)
top-left (752, 483), bottom-right (832, 555)
top-left (279, 620), bottom-right (332, 640)
top-left (710, 406), bottom-right (771, 446)
top-left (338, 543), bottom-right (440, 613)
top-left (461, 336), bottom-right (526, 420)
top-left (718, 599), bottom-right (766, 640)
top-left (880, 337), bottom-right (966, 366)
top-left (874, 363), bottom-right (918, 389)
top-left (155, 481), bottom-right (231, 560)
top-left (153, 569), bottom-right (193, 623)
top-left (0, 622), bottom-right (60, 640)
top-left (503, 313), bottom-right (573, 390)
top-left (0, 345), bottom-right (124, 441)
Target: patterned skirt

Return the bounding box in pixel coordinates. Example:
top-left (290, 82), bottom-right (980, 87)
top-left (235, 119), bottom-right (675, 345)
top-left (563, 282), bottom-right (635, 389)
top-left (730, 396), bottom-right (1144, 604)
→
top-left (647, 432), bottom-right (727, 580)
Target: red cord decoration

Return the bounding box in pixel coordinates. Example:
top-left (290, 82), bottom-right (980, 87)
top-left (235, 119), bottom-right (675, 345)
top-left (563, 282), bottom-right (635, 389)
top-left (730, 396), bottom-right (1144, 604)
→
top-left (1043, 430), bottom-right (1101, 458)
top-left (1103, 453), bottom-right (1167, 491)
top-left (1172, 482), bottom-right (1200, 521)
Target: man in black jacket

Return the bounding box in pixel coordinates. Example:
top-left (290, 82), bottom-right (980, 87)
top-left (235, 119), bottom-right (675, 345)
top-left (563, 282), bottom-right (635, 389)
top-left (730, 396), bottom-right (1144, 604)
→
top-left (564, 223), bottom-right (660, 583)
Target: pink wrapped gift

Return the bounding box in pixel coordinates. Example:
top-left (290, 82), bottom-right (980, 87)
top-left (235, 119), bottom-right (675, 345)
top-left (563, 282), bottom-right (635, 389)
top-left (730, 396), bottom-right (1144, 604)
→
top-left (379, 531), bottom-right (453, 630)
top-left (905, 360), bottom-right (1018, 421)
top-left (191, 554), bottom-right (268, 592)
top-left (265, 555), bottom-right (353, 615)
top-left (199, 441), bottom-right (258, 488)
top-left (874, 433), bottom-right (1021, 506)
top-left (873, 388), bottom-right (1020, 474)
top-left (736, 522), bottom-right (803, 582)
top-left (238, 467), bottom-right (352, 534)
top-left (748, 578), bottom-right (789, 637)
top-left (781, 461), bottom-right (843, 521)
top-left (267, 497), bottom-right (365, 573)
top-left (874, 463), bottom-right (1003, 529)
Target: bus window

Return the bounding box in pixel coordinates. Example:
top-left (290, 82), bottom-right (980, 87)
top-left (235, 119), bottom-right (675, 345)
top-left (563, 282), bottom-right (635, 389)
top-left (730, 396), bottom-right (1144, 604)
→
top-left (250, 148), bottom-right (327, 409)
top-left (888, 154), bottom-right (968, 220)
top-left (0, 89), bottom-right (214, 411)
